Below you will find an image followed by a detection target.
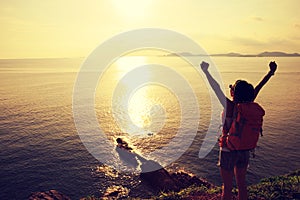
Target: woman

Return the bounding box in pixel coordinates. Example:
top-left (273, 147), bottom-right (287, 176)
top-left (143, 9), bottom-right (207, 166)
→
top-left (200, 61), bottom-right (277, 200)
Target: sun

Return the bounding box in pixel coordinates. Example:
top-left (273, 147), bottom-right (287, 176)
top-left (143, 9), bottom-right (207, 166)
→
top-left (111, 0), bottom-right (153, 20)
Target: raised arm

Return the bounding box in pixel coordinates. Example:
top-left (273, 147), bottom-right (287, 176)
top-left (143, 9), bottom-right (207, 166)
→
top-left (253, 61), bottom-right (277, 100)
top-left (200, 61), bottom-right (228, 108)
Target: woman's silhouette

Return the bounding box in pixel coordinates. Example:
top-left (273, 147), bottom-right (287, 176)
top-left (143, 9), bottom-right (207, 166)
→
top-left (200, 61), bottom-right (277, 200)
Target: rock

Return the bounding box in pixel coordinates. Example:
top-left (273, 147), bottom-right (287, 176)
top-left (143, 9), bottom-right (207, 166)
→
top-left (103, 185), bottom-right (129, 199)
top-left (171, 171), bottom-right (213, 189)
top-left (140, 168), bottom-right (179, 192)
top-left (139, 160), bottom-right (179, 192)
top-left (28, 190), bottom-right (71, 200)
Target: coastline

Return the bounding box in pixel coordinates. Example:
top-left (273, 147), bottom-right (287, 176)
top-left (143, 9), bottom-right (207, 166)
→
top-left (29, 169), bottom-right (300, 200)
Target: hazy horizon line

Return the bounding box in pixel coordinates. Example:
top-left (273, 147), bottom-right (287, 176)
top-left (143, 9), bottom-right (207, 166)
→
top-left (1, 51), bottom-right (299, 60)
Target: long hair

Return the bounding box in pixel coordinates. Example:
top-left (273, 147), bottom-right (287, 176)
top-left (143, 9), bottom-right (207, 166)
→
top-left (231, 80), bottom-right (254, 103)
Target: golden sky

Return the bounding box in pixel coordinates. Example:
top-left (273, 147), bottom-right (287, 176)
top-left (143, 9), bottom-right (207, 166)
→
top-left (0, 0), bottom-right (299, 58)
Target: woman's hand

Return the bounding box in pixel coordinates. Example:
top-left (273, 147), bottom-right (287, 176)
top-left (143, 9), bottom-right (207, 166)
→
top-left (269, 61), bottom-right (277, 75)
top-left (200, 61), bottom-right (209, 71)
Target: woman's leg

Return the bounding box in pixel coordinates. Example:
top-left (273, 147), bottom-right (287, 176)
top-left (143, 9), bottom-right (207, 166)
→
top-left (234, 166), bottom-right (248, 200)
top-left (220, 168), bottom-right (234, 200)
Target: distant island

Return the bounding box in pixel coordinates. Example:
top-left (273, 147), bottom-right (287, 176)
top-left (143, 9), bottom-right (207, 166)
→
top-left (164, 51), bottom-right (300, 57)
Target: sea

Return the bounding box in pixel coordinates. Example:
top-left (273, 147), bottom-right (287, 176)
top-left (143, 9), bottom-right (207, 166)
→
top-left (0, 56), bottom-right (299, 199)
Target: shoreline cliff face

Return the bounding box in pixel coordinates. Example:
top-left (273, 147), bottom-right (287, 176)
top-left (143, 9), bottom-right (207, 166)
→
top-left (151, 170), bottom-right (300, 200)
top-left (29, 169), bottom-right (300, 200)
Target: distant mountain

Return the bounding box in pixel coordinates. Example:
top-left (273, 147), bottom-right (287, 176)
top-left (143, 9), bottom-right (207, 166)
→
top-left (257, 51), bottom-right (300, 57)
top-left (164, 51), bottom-right (300, 57)
top-left (165, 52), bottom-right (197, 57)
top-left (210, 52), bottom-right (243, 57)
top-left (211, 51), bottom-right (300, 57)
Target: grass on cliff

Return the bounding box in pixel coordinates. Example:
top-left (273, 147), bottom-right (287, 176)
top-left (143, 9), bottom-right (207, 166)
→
top-left (154, 170), bottom-right (300, 200)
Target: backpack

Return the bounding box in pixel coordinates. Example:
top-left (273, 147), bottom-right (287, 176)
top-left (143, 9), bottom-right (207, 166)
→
top-left (226, 102), bottom-right (265, 151)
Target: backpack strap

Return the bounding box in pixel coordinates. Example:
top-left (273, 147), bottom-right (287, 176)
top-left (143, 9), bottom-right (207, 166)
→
top-left (230, 103), bottom-right (247, 138)
top-left (226, 104), bottom-right (239, 150)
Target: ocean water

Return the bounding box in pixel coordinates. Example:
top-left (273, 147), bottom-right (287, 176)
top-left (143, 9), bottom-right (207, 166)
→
top-left (0, 56), bottom-right (299, 199)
